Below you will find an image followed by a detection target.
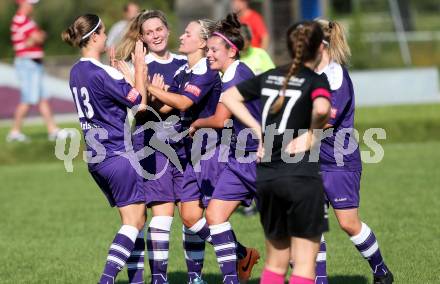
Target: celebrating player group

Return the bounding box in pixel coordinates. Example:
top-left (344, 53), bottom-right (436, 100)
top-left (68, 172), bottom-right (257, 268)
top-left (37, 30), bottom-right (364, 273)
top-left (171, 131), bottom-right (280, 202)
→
top-left (61, 6), bottom-right (393, 284)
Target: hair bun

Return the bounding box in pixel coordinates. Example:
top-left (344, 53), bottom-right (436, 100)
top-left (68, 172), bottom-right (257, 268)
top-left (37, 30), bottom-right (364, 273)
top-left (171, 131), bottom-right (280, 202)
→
top-left (218, 13), bottom-right (241, 30)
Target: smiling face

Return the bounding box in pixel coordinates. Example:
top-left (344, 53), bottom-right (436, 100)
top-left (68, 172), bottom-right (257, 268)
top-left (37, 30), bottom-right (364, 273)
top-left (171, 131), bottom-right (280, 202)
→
top-left (206, 36), bottom-right (236, 72)
top-left (178, 21), bottom-right (205, 55)
top-left (141, 17), bottom-right (169, 54)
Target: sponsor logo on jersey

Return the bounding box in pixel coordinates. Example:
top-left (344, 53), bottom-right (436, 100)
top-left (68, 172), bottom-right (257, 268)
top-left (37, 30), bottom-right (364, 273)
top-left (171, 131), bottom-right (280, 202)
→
top-left (126, 88), bottom-right (140, 103)
top-left (184, 84), bottom-right (201, 97)
top-left (266, 75), bottom-right (305, 86)
top-left (334, 197), bottom-right (348, 202)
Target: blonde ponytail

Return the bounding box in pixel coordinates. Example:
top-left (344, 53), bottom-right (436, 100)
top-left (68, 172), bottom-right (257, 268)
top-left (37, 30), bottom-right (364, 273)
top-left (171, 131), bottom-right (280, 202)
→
top-left (316, 19), bottom-right (351, 66)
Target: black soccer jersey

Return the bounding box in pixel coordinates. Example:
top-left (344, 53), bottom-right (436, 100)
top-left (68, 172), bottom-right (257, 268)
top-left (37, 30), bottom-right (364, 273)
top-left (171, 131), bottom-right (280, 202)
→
top-left (236, 65), bottom-right (331, 180)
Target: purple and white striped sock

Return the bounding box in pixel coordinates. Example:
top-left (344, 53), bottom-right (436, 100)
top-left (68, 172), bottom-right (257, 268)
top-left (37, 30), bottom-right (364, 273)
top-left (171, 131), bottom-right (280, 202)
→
top-left (210, 222), bottom-right (239, 284)
top-left (99, 225), bottom-right (139, 284)
top-left (147, 216), bottom-right (173, 284)
top-left (230, 230), bottom-right (247, 259)
top-left (350, 222), bottom-right (389, 277)
top-left (183, 218), bottom-right (212, 282)
top-left (127, 225), bottom-right (145, 284)
top-left (315, 235), bottom-right (328, 284)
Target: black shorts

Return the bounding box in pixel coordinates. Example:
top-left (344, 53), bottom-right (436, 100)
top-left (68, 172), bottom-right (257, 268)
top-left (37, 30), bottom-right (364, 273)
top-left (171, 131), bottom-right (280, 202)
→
top-left (256, 175), bottom-right (329, 240)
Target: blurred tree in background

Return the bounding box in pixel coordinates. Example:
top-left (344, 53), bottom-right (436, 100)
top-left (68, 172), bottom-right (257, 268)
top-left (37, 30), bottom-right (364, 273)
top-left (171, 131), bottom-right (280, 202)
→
top-left (330, 0), bottom-right (440, 69)
top-left (0, 0), bottom-right (175, 60)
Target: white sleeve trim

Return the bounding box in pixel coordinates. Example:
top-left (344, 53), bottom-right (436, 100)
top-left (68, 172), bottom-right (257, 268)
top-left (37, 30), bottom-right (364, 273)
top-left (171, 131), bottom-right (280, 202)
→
top-left (190, 57), bottom-right (208, 75)
top-left (80, 57), bottom-right (124, 80)
top-left (323, 61), bottom-right (343, 91)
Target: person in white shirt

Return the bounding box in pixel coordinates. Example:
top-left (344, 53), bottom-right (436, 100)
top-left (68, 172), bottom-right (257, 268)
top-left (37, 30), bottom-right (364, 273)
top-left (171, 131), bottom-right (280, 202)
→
top-left (106, 2), bottom-right (140, 48)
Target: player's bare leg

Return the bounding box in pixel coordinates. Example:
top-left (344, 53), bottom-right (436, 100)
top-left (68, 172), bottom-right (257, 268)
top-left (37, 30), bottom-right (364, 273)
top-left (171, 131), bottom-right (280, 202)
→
top-left (290, 236), bottom-right (320, 283)
top-left (260, 238), bottom-right (290, 284)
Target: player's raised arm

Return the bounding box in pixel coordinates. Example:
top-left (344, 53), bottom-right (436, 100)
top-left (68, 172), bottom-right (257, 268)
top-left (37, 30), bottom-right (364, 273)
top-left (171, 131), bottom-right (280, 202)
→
top-left (133, 40), bottom-right (148, 109)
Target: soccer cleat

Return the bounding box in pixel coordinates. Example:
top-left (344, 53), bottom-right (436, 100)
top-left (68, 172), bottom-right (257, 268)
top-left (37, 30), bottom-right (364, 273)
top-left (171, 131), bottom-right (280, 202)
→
top-left (6, 131), bottom-right (29, 143)
top-left (373, 271), bottom-right (394, 284)
top-left (189, 276), bottom-right (207, 284)
top-left (238, 247), bottom-right (260, 282)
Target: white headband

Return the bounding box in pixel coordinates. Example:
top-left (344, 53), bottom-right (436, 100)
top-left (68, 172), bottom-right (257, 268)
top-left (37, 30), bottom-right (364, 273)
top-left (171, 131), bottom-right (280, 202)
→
top-left (81, 18), bottom-right (101, 40)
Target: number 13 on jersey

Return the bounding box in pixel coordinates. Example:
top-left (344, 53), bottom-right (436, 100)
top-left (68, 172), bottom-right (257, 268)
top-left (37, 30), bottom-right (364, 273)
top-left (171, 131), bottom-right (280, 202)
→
top-left (72, 87), bottom-right (95, 119)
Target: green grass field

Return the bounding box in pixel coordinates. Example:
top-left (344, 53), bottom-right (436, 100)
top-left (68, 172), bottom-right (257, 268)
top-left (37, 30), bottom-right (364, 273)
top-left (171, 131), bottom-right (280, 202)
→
top-left (1, 104), bottom-right (440, 283)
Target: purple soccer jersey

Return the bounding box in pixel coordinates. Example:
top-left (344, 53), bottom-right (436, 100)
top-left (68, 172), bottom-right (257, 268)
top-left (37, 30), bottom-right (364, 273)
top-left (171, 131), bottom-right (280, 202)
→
top-left (69, 58), bottom-right (142, 171)
top-left (221, 61), bottom-right (254, 92)
top-left (168, 57), bottom-right (223, 205)
top-left (147, 52), bottom-right (188, 149)
top-left (220, 60), bottom-right (260, 152)
top-left (213, 61), bottom-right (259, 206)
top-left (318, 61), bottom-right (362, 209)
top-left (168, 57), bottom-right (222, 154)
top-left (134, 53), bottom-right (188, 205)
top-left (134, 53), bottom-right (187, 151)
top-left (69, 58), bottom-right (144, 207)
top-left (169, 57), bottom-right (222, 128)
top-left (319, 61), bottom-right (362, 171)
top-left (146, 52), bottom-right (187, 89)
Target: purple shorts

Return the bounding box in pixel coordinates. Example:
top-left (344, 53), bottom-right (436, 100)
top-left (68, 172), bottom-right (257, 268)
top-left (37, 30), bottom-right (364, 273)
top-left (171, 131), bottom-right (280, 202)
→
top-left (143, 151), bottom-right (187, 206)
top-left (212, 157), bottom-right (256, 207)
top-left (90, 155), bottom-right (144, 208)
top-left (321, 170), bottom-right (361, 209)
top-left (181, 146), bottom-right (227, 207)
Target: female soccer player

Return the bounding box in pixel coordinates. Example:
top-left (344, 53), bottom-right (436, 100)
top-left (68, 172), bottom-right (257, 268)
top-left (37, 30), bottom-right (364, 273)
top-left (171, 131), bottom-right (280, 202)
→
top-left (146, 19), bottom-right (221, 284)
top-left (116, 10), bottom-right (187, 284)
top-left (314, 19), bottom-right (393, 284)
top-left (222, 21), bottom-right (331, 284)
top-left (189, 13), bottom-right (260, 283)
top-left (61, 14), bottom-right (147, 284)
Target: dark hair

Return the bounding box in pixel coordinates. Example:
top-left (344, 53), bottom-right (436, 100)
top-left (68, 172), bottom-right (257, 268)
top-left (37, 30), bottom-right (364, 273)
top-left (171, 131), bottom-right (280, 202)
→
top-left (240, 24), bottom-right (252, 41)
top-left (271, 21), bottom-right (324, 114)
top-left (61, 14), bottom-right (102, 48)
top-left (211, 13), bottom-right (244, 59)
